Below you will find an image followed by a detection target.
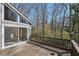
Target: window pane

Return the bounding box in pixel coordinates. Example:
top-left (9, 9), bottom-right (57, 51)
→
top-left (4, 26), bottom-right (18, 46)
top-left (4, 6), bottom-right (18, 22)
top-left (20, 18), bottom-right (27, 24)
top-left (19, 28), bottom-right (27, 42)
top-left (4, 5), bottom-right (28, 24)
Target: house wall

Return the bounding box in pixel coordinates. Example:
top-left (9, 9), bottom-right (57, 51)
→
top-left (0, 4), bottom-right (2, 48)
top-left (27, 25), bottom-right (31, 41)
top-left (0, 4), bottom-right (32, 49)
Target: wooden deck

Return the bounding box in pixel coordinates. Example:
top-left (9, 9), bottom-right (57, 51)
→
top-left (0, 42), bottom-right (56, 56)
top-left (0, 42), bottom-right (70, 56)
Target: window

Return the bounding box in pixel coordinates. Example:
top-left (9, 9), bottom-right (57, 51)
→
top-left (4, 26), bottom-right (18, 46)
top-left (4, 5), bottom-right (28, 24)
top-left (19, 28), bottom-right (27, 42)
top-left (4, 26), bottom-right (27, 46)
top-left (4, 6), bottom-right (18, 22)
top-left (20, 18), bottom-right (27, 24)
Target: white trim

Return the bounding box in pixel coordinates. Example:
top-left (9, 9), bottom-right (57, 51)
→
top-left (2, 25), bottom-right (30, 49)
top-left (3, 43), bottom-right (18, 49)
top-left (2, 20), bottom-right (29, 28)
top-left (2, 20), bottom-right (29, 25)
top-left (3, 41), bottom-right (27, 49)
top-left (18, 27), bottom-right (19, 43)
top-left (3, 24), bottom-right (28, 28)
top-left (1, 4), bottom-right (4, 21)
top-left (27, 27), bottom-right (30, 41)
top-left (2, 24), bottom-right (4, 49)
top-left (27, 27), bottom-right (28, 41)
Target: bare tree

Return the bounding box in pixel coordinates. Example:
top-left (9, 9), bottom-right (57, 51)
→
top-left (60, 4), bottom-right (68, 38)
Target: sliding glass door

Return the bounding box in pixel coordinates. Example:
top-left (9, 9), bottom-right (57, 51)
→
top-left (4, 26), bottom-right (18, 46)
top-left (19, 28), bottom-right (27, 42)
top-left (4, 26), bottom-right (27, 46)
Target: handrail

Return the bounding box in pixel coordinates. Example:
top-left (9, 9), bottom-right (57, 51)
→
top-left (32, 36), bottom-right (79, 55)
top-left (71, 40), bottom-right (79, 56)
top-left (32, 35), bottom-right (70, 41)
top-left (32, 36), bottom-right (71, 50)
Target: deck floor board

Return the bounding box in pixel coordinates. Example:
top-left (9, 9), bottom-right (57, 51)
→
top-left (0, 43), bottom-right (55, 56)
top-left (0, 42), bottom-right (70, 56)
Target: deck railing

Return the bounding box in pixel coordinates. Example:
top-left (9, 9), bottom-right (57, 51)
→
top-left (31, 36), bottom-right (79, 55)
top-left (71, 40), bottom-right (79, 56)
top-left (31, 36), bottom-right (71, 51)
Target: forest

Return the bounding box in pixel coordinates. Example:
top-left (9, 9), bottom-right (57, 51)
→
top-left (12, 3), bottom-right (79, 41)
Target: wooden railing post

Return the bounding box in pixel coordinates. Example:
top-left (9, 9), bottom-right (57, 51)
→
top-left (71, 40), bottom-right (79, 56)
